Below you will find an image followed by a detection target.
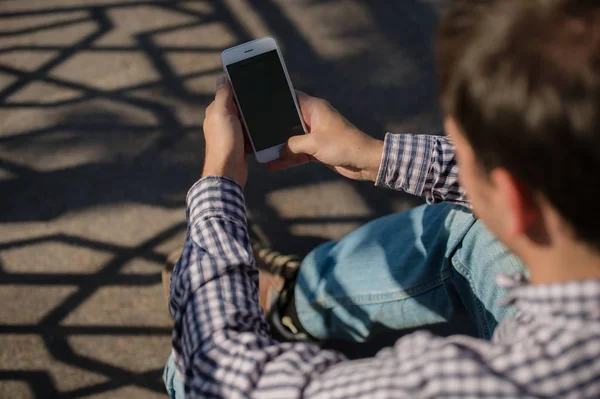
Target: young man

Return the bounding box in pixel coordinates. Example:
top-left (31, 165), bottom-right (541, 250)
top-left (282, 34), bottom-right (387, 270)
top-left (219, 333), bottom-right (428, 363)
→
top-left (164, 0), bottom-right (600, 397)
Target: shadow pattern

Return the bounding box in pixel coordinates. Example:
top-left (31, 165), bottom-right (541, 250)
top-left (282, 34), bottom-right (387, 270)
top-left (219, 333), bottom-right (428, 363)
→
top-left (0, 0), bottom-right (443, 396)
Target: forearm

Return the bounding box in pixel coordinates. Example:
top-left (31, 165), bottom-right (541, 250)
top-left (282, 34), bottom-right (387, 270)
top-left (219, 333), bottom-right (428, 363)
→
top-left (375, 133), bottom-right (469, 206)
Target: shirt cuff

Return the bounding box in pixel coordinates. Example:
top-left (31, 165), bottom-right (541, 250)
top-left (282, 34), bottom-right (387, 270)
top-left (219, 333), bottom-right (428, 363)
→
top-left (186, 176), bottom-right (246, 227)
top-left (374, 133), bottom-right (434, 197)
top-left (374, 133), bottom-right (395, 187)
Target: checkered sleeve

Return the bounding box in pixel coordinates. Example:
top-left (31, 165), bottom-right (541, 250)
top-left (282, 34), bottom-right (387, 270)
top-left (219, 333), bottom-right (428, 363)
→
top-left (168, 176), bottom-right (347, 398)
top-left (375, 133), bottom-right (469, 206)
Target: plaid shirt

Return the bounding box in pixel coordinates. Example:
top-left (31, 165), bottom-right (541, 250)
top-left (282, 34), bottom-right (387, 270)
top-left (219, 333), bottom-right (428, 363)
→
top-left (170, 133), bottom-right (600, 398)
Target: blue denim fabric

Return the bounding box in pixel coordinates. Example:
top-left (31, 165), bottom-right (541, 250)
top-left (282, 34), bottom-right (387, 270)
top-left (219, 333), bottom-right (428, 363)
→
top-left (294, 203), bottom-right (526, 341)
top-left (163, 353), bottom-right (185, 399)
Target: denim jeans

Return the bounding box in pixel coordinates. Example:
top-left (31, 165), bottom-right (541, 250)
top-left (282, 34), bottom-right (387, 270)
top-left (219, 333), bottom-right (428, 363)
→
top-left (164, 203), bottom-right (526, 398)
top-left (163, 353), bottom-right (185, 399)
top-left (294, 203), bottom-right (526, 342)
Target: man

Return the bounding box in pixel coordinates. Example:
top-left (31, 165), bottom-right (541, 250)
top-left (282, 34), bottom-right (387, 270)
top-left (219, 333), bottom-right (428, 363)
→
top-left (164, 0), bottom-right (600, 397)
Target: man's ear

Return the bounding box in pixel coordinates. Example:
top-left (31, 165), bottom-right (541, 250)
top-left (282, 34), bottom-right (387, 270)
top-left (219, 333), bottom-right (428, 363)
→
top-left (490, 168), bottom-right (539, 240)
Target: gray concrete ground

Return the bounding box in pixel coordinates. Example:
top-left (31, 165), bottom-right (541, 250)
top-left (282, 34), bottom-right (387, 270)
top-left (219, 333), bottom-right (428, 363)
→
top-left (0, 0), bottom-right (446, 397)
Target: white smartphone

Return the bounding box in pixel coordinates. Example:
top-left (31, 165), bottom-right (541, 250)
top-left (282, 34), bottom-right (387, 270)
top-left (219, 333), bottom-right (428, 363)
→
top-left (221, 36), bottom-right (307, 163)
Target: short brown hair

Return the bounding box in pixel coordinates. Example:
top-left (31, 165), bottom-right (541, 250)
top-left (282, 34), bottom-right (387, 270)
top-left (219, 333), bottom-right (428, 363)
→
top-left (436, 0), bottom-right (600, 249)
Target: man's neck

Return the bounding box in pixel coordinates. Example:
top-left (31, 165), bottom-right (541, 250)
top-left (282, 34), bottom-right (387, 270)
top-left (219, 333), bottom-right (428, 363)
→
top-left (523, 239), bottom-right (600, 285)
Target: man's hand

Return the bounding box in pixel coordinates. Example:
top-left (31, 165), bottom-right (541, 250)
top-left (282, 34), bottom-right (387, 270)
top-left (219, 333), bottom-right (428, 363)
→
top-left (267, 92), bottom-right (383, 182)
top-left (202, 76), bottom-right (248, 187)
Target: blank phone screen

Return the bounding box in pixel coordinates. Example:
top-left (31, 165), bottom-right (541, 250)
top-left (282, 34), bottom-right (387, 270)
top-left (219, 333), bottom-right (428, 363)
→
top-left (227, 50), bottom-right (303, 151)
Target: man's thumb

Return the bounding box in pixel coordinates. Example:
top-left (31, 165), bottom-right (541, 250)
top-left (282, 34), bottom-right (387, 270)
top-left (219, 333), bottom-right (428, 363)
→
top-left (286, 134), bottom-right (313, 157)
top-left (214, 76), bottom-right (233, 106)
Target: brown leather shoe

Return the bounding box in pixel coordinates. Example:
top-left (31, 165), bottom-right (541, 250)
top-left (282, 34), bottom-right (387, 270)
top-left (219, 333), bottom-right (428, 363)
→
top-left (248, 220), bottom-right (300, 313)
top-left (249, 221), bottom-right (309, 341)
top-left (159, 230), bottom-right (299, 316)
top-left (249, 220), bottom-right (301, 279)
top-left (258, 268), bottom-right (285, 315)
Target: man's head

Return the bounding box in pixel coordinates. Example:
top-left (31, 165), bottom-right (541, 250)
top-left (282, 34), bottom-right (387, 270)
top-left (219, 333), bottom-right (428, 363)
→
top-left (436, 0), bottom-right (600, 260)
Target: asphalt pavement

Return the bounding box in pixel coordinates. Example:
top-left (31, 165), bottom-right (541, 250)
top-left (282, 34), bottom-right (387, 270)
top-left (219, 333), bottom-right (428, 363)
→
top-left (0, 0), bottom-right (445, 397)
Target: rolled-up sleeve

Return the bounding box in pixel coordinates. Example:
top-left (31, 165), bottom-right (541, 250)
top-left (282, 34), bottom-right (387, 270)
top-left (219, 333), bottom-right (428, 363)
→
top-left (375, 133), bottom-right (469, 206)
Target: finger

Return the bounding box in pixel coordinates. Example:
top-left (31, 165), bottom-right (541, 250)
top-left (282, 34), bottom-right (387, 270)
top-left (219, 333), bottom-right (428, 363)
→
top-left (285, 134), bottom-right (314, 158)
top-left (242, 125), bottom-right (253, 154)
top-left (295, 90), bottom-right (311, 105)
top-left (214, 76), bottom-right (234, 109)
top-left (295, 90), bottom-right (313, 129)
top-left (266, 154), bottom-right (310, 171)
